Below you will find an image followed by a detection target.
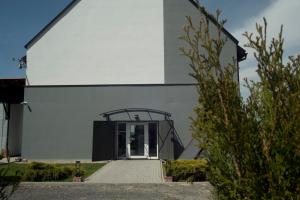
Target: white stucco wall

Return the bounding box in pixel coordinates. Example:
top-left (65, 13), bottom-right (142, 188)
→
top-left (27, 0), bottom-right (165, 85)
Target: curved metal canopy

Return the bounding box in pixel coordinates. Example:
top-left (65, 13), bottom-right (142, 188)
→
top-left (100, 108), bottom-right (171, 121)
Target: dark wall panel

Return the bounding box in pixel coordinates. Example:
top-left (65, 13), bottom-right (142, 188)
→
top-left (92, 121), bottom-right (116, 161)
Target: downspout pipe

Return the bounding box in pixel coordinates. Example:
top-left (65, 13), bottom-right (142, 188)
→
top-left (3, 103), bottom-right (10, 162)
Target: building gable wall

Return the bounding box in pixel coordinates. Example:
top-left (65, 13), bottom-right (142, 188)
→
top-left (163, 0), bottom-right (238, 83)
top-left (26, 0), bottom-right (165, 85)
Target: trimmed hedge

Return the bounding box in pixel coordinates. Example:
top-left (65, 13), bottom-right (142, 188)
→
top-left (165, 159), bottom-right (208, 182)
top-left (0, 163), bottom-right (105, 183)
top-left (22, 162), bottom-right (80, 181)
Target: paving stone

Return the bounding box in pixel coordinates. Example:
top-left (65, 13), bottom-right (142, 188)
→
top-left (85, 160), bottom-right (163, 183)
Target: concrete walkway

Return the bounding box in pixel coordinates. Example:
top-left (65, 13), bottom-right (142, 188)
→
top-left (85, 160), bottom-right (163, 183)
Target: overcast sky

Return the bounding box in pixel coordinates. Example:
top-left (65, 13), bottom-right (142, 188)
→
top-left (0, 0), bottom-right (299, 98)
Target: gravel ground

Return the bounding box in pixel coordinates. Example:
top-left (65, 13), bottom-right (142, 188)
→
top-left (4, 182), bottom-right (213, 200)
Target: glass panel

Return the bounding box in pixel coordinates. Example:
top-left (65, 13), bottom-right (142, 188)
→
top-left (130, 124), bottom-right (145, 156)
top-left (118, 123), bottom-right (126, 157)
top-left (149, 123), bottom-right (158, 157)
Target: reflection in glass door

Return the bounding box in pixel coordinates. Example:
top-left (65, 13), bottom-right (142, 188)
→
top-left (129, 124), bottom-right (145, 156)
top-left (127, 123), bottom-right (148, 159)
top-left (117, 122), bottom-right (158, 159)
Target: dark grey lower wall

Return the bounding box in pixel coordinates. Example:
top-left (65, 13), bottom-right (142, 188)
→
top-left (21, 85), bottom-right (199, 160)
top-left (158, 120), bottom-right (174, 160)
top-left (8, 104), bottom-right (23, 156)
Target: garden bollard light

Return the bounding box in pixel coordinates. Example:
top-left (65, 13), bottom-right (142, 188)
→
top-left (75, 160), bottom-right (81, 177)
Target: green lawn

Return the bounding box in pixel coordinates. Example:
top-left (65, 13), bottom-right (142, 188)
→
top-left (0, 162), bottom-right (105, 182)
top-left (56, 163), bottom-right (106, 181)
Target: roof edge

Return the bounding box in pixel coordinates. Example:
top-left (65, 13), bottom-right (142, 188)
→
top-left (25, 0), bottom-right (81, 49)
top-left (25, 0), bottom-right (240, 49)
top-left (188, 0), bottom-right (239, 44)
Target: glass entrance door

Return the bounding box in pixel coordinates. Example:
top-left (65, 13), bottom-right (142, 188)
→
top-left (117, 122), bottom-right (157, 159)
top-left (130, 124), bottom-right (145, 156)
top-left (127, 123), bottom-right (148, 159)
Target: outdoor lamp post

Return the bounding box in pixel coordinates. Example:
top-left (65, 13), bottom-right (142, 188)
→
top-left (73, 160), bottom-right (83, 182)
top-left (75, 160), bottom-right (81, 177)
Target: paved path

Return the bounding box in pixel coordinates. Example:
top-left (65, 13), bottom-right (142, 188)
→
top-left (85, 160), bottom-right (163, 183)
top-left (7, 182), bottom-right (213, 200)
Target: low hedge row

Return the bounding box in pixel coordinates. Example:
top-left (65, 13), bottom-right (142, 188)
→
top-left (165, 159), bottom-right (208, 182)
top-left (20, 162), bottom-right (83, 181)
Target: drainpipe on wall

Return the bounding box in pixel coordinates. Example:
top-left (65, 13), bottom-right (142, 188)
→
top-left (3, 103), bottom-right (10, 163)
top-left (1, 106), bottom-right (4, 152)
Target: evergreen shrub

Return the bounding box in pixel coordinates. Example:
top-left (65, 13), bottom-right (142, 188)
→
top-left (165, 159), bottom-right (208, 182)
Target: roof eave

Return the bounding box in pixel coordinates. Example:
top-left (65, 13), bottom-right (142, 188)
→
top-left (188, 0), bottom-right (239, 45)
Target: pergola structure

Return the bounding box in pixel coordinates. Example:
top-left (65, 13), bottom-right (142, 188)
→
top-left (99, 108), bottom-right (185, 159)
top-left (100, 108), bottom-right (172, 121)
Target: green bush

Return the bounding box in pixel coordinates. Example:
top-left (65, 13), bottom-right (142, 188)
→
top-left (165, 159), bottom-right (208, 182)
top-left (29, 162), bottom-right (48, 170)
top-left (181, 6), bottom-right (300, 199)
top-left (23, 162), bottom-right (75, 181)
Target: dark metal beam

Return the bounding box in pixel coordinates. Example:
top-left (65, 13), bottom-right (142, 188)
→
top-left (147, 111), bottom-right (153, 121)
top-left (100, 108), bottom-right (171, 120)
top-left (3, 103), bottom-right (10, 120)
top-left (126, 111), bottom-right (133, 121)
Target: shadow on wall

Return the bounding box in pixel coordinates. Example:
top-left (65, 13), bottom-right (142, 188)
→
top-left (165, 119), bottom-right (185, 159)
top-left (173, 133), bottom-right (184, 160)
